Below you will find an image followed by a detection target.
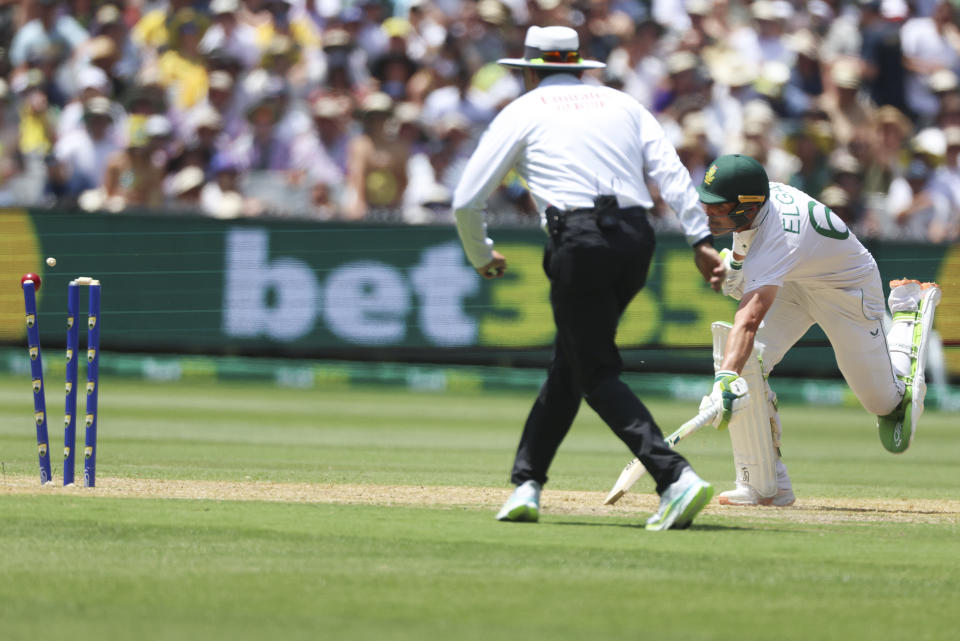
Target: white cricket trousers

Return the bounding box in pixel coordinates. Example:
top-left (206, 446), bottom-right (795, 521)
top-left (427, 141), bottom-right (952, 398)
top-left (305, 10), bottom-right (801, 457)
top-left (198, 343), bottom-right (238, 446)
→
top-left (757, 267), bottom-right (901, 416)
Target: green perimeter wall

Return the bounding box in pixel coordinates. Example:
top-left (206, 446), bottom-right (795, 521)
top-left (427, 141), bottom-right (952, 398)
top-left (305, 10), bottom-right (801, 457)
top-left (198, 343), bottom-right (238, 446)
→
top-left (2, 208), bottom-right (958, 379)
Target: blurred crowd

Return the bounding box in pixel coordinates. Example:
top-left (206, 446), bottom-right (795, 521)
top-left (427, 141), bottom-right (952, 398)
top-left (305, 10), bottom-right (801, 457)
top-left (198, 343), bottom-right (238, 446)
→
top-left (1, 0), bottom-right (959, 241)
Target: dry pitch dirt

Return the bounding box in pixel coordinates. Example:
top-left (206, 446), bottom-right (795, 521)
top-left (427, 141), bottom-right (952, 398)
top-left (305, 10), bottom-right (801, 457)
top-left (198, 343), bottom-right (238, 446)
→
top-left (3, 475), bottom-right (958, 525)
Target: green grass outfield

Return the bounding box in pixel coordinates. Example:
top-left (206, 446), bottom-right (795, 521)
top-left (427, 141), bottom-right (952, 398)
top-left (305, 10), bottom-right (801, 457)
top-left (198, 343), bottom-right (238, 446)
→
top-left (0, 373), bottom-right (958, 641)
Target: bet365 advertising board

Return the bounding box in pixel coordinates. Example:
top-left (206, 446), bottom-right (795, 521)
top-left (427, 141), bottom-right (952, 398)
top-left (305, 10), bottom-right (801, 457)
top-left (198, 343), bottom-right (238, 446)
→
top-left (2, 208), bottom-right (957, 377)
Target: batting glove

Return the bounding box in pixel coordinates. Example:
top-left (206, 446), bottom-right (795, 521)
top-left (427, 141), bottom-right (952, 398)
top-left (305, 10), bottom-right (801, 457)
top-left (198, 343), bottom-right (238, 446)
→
top-left (699, 370), bottom-right (749, 430)
top-left (719, 248), bottom-right (745, 301)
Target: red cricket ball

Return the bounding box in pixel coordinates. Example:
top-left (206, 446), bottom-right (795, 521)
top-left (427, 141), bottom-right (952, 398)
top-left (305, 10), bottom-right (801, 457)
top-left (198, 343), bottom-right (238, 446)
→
top-left (21, 273), bottom-right (42, 291)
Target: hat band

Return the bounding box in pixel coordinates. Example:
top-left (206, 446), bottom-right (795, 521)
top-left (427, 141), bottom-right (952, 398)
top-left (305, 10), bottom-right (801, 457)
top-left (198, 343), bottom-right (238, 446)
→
top-left (523, 46), bottom-right (582, 64)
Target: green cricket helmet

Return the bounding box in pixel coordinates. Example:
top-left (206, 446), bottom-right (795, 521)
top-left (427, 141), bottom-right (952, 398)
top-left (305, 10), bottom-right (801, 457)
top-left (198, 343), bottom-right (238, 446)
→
top-left (697, 154), bottom-right (769, 228)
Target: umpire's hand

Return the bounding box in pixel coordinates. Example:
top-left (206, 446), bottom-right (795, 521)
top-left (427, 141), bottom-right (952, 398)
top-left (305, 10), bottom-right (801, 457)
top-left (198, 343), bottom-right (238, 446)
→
top-left (693, 244), bottom-right (723, 292)
top-left (478, 251), bottom-right (507, 279)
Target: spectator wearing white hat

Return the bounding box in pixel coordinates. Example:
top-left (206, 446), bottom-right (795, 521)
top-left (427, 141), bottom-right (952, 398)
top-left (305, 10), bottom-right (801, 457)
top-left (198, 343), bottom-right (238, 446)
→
top-left (188, 70), bottom-right (244, 140)
top-left (297, 95), bottom-right (353, 178)
top-left (782, 29), bottom-right (824, 118)
top-left (728, 0), bottom-right (792, 69)
top-left (50, 96), bottom-right (122, 198)
top-left (828, 148), bottom-right (869, 226)
top-left (885, 154), bottom-right (952, 241)
top-left (200, 0), bottom-right (261, 69)
top-left (146, 114), bottom-right (174, 148)
top-left (405, 0), bottom-right (448, 62)
top-left (200, 152), bottom-right (257, 219)
top-left (652, 0), bottom-right (692, 34)
top-left (56, 66), bottom-right (125, 142)
top-left (420, 63), bottom-right (495, 132)
top-left (738, 101), bottom-right (800, 184)
top-left (929, 126), bottom-right (960, 241)
top-left (928, 69), bottom-right (960, 111)
top-left (226, 93), bottom-right (289, 171)
top-left (868, 104), bottom-right (914, 194)
top-left (820, 57), bottom-right (876, 147)
top-left (678, 0), bottom-right (721, 54)
top-left (467, 0), bottom-right (517, 63)
top-left (9, 0), bottom-right (88, 69)
top-left (168, 165), bottom-right (206, 208)
top-left (287, 98), bottom-right (349, 213)
top-left (654, 50), bottom-right (702, 115)
top-left (901, 0), bottom-right (960, 121)
top-left (184, 104), bottom-right (226, 155)
top-left (820, 0), bottom-right (863, 63)
top-left (87, 3), bottom-right (141, 90)
top-left (315, 27), bottom-right (370, 101)
top-left (80, 35), bottom-right (121, 90)
top-left (675, 112), bottom-right (714, 186)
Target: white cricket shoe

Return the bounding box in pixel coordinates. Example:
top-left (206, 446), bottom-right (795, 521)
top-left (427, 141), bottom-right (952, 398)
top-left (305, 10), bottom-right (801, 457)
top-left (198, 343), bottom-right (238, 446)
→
top-left (717, 484), bottom-right (796, 507)
top-left (495, 480), bottom-right (541, 522)
top-left (718, 460), bottom-right (796, 506)
top-left (645, 467), bottom-right (714, 531)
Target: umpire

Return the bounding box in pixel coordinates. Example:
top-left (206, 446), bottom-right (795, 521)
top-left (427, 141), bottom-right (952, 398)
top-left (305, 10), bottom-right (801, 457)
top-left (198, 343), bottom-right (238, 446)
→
top-left (453, 26), bottom-right (721, 531)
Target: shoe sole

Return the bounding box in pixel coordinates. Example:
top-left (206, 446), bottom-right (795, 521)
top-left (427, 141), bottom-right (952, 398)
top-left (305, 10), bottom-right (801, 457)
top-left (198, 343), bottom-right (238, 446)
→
top-left (496, 503), bottom-right (539, 522)
top-left (646, 482), bottom-right (713, 531)
top-left (717, 495), bottom-right (796, 507)
top-left (672, 483), bottom-right (714, 529)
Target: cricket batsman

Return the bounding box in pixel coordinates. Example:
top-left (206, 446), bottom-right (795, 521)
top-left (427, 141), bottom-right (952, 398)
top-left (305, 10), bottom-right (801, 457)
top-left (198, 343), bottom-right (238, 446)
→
top-left (696, 154), bottom-right (942, 506)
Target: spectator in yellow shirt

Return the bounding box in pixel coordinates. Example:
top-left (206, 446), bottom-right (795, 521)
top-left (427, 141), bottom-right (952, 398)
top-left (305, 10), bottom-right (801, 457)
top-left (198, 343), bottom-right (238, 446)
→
top-left (156, 10), bottom-right (209, 110)
top-left (131, 0), bottom-right (196, 51)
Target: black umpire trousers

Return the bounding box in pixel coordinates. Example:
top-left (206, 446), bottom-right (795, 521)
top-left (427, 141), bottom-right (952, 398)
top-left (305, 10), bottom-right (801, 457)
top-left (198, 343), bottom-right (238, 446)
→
top-left (509, 207), bottom-right (691, 495)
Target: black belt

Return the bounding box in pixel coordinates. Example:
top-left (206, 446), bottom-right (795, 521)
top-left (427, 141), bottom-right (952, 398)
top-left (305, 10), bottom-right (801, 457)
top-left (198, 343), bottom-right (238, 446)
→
top-left (547, 198), bottom-right (649, 237)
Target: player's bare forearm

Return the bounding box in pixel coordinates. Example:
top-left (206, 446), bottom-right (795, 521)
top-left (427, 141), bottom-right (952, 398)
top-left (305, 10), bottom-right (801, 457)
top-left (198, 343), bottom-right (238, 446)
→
top-left (720, 285), bottom-right (778, 373)
top-left (720, 320), bottom-right (759, 374)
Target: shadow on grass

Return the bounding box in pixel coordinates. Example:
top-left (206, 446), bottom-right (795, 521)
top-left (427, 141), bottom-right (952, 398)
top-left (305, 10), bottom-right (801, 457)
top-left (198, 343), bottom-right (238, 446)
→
top-left (804, 503), bottom-right (960, 517)
top-left (546, 520), bottom-right (753, 532)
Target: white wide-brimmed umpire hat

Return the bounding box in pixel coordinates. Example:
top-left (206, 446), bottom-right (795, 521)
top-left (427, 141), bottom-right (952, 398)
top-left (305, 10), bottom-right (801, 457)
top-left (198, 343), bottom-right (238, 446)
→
top-left (497, 26), bottom-right (605, 71)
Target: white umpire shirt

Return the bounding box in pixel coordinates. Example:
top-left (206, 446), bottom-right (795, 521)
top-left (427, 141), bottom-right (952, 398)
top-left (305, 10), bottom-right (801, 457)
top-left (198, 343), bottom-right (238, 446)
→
top-left (453, 74), bottom-right (711, 269)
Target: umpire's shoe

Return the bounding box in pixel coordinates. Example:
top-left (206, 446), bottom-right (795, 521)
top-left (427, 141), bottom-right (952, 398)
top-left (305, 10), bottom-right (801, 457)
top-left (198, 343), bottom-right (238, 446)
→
top-left (496, 480), bottom-right (541, 522)
top-left (645, 467), bottom-right (714, 531)
top-left (879, 280), bottom-right (942, 453)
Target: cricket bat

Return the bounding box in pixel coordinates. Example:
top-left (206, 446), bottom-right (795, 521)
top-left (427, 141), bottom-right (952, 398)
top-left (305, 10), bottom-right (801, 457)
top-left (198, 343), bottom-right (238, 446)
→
top-left (602, 406), bottom-right (717, 505)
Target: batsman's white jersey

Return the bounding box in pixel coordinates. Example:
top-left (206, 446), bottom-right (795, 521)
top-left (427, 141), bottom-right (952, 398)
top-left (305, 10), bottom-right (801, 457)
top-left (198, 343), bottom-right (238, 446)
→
top-left (741, 182), bottom-right (902, 416)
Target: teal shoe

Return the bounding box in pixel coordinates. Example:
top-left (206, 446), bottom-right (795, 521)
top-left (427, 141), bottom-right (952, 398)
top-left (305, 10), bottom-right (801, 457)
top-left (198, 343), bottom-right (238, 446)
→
top-left (646, 467), bottom-right (713, 531)
top-left (496, 480), bottom-right (541, 522)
